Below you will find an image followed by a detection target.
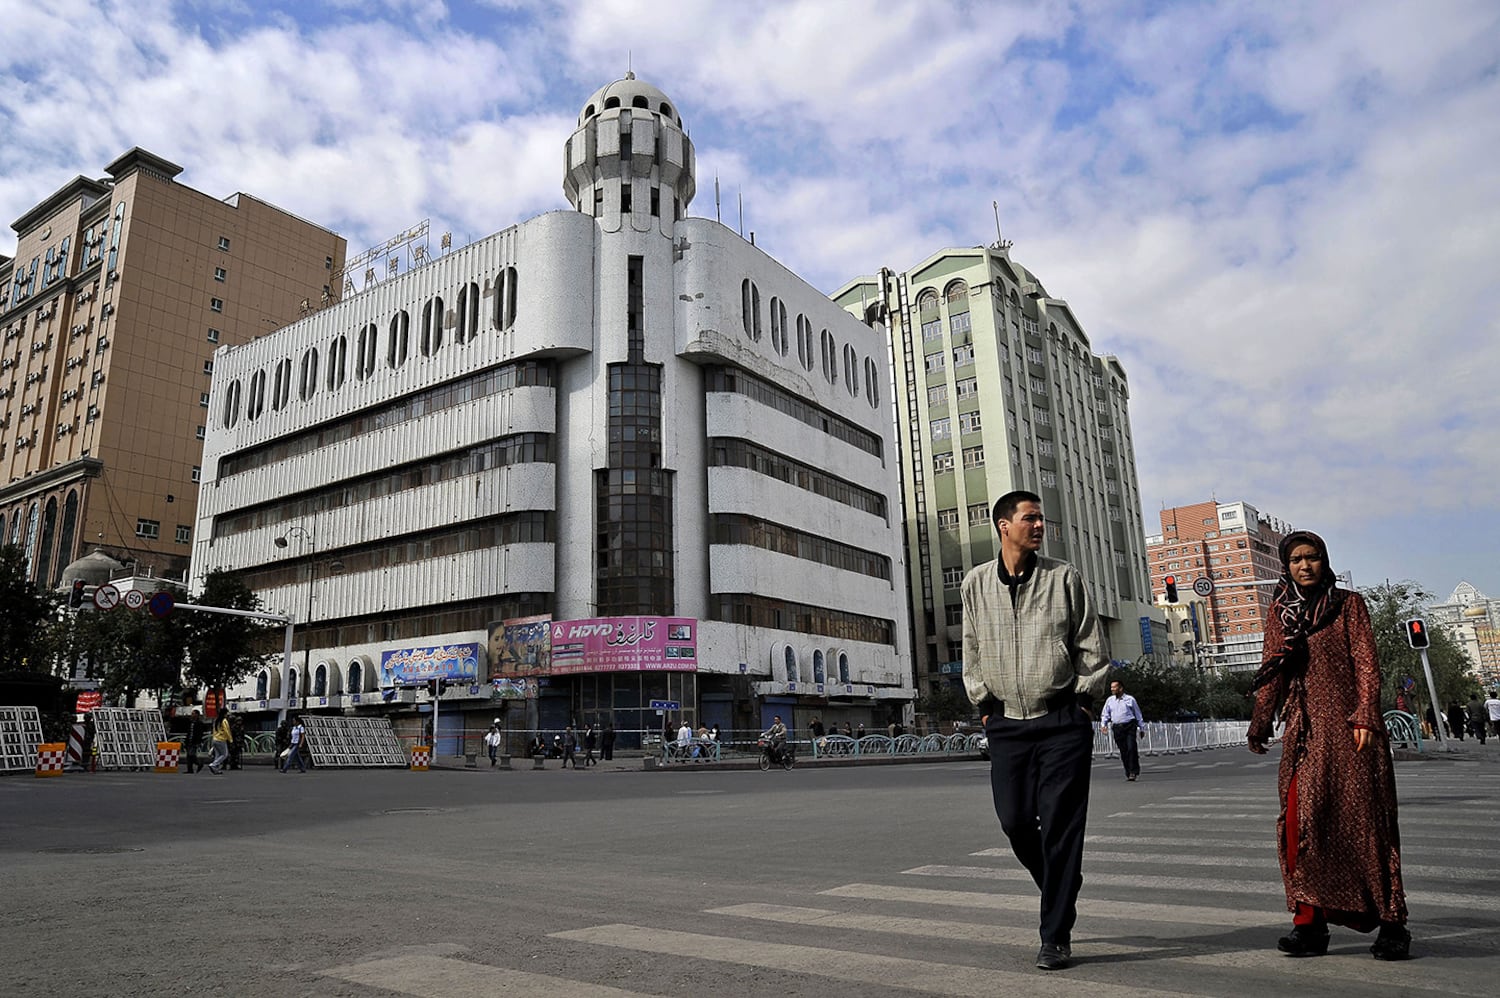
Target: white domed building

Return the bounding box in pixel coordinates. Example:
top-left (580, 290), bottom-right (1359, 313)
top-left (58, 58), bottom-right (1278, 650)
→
top-left (189, 75), bottom-right (912, 749)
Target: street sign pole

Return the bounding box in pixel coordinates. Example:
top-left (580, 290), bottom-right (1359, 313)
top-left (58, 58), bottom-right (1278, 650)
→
top-left (1417, 647), bottom-right (1450, 751)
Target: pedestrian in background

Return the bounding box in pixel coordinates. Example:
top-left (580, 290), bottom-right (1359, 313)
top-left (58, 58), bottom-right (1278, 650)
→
top-left (1100, 679), bottom-right (1146, 781)
top-left (1447, 702), bottom-right (1467, 742)
top-left (583, 723), bottom-right (597, 767)
top-left (1485, 691), bottom-right (1500, 739)
top-left (280, 717), bottom-right (307, 773)
top-left (602, 721), bottom-right (615, 761)
top-left (207, 711), bottom-right (232, 774)
top-left (484, 725), bottom-right (502, 766)
top-left (185, 709), bottom-right (206, 774)
top-left (1248, 530), bottom-right (1409, 960)
top-left (962, 489), bottom-right (1109, 972)
top-left (227, 713), bottom-right (246, 769)
top-left (1467, 695), bottom-right (1487, 745)
top-left (561, 724), bottom-right (578, 769)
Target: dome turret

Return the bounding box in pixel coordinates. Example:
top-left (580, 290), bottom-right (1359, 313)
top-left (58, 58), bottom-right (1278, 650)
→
top-left (564, 72), bottom-right (696, 228)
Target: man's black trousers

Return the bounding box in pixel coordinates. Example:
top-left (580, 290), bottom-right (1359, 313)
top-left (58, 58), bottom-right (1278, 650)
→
top-left (1111, 723), bottom-right (1141, 778)
top-left (985, 701), bottom-right (1093, 947)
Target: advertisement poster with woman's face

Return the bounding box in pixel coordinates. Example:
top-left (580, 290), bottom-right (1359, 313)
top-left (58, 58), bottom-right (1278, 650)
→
top-left (489, 614), bottom-right (553, 676)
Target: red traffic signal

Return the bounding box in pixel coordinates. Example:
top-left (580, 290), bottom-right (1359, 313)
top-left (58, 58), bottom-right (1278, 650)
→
top-left (1164, 575), bottom-right (1179, 603)
top-left (69, 579), bottom-right (87, 608)
top-left (1404, 618), bottom-right (1429, 650)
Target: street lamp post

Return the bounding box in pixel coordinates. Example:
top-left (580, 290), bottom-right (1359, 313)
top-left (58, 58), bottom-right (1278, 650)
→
top-left (274, 525), bottom-right (316, 723)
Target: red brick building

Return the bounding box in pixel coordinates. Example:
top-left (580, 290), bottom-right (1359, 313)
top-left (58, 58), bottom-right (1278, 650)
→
top-left (1145, 500), bottom-right (1288, 670)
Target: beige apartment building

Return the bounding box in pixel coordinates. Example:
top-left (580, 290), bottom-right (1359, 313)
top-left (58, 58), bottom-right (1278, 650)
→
top-left (0, 148), bottom-right (345, 588)
top-left (835, 244), bottom-right (1154, 694)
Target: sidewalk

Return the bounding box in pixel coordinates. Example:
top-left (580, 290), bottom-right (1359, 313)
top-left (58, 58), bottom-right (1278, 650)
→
top-left (1393, 730), bottom-right (1500, 764)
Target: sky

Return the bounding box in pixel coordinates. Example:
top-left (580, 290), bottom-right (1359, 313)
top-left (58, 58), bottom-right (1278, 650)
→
top-left (1, 0), bottom-right (1496, 603)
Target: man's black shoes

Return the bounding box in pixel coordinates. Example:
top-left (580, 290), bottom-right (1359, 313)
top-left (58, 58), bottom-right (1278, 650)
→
top-left (1035, 943), bottom-right (1071, 970)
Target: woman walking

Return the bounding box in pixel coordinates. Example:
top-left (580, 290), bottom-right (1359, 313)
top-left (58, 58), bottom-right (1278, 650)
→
top-left (207, 711), bottom-right (232, 775)
top-left (1247, 531), bottom-right (1408, 960)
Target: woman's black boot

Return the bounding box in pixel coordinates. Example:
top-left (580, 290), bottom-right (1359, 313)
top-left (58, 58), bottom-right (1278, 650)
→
top-left (1371, 923), bottom-right (1411, 960)
top-left (1277, 925), bottom-right (1330, 957)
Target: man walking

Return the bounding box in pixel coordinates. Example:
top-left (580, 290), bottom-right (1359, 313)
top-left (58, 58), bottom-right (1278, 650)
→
top-left (484, 724), bottom-right (502, 766)
top-left (185, 710), bottom-right (206, 774)
top-left (280, 717), bottom-right (307, 773)
top-left (207, 711), bottom-right (233, 774)
top-left (1485, 691), bottom-right (1500, 739)
top-left (1100, 679), bottom-right (1146, 781)
top-left (583, 723), bottom-right (598, 767)
top-left (561, 724), bottom-right (577, 769)
top-left (962, 490), bottom-right (1109, 972)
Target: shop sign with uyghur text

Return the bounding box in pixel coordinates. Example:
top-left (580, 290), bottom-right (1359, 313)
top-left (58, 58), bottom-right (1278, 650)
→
top-left (549, 617), bottom-right (697, 675)
top-left (381, 643), bottom-right (480, 686)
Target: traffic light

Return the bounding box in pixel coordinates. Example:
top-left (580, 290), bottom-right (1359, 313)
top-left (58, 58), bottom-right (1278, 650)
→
top-left (1404, 618), bottom-right (1430, 650)
top-left (431, 677), bottom-right (447, 696)
top-left (1164, 575), bottom-right (1179, 603)
top-left (69, 579), bottom-right (87, 609)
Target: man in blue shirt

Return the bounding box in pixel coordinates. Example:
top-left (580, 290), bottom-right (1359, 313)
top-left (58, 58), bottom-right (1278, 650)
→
top-left (1100, 679), bottom-right (1145, 781)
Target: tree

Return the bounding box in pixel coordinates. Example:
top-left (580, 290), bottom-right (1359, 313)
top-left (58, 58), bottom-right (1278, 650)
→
top-left (0, 544), bottom-right (62, 673)
top-left (85, 601), bottom-right (188, 706)
top-left (183, 570), bottom-right (278, 695)
top-left (915, 682), bottom-right (971, 723)
top-left (1361, 580), bottom-right (1474, 713)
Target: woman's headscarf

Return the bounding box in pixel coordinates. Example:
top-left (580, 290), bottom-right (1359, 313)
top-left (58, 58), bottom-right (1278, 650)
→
top-left (1248, 530), bottom-right (1348, 692)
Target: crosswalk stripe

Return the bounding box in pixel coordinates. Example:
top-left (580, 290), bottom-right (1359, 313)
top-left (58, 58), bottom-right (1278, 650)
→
top-left (984, 848), bottom-right (1471, 880)
top-left (1087, 835), bottom-right (1274, 849)
top-left (903, 864), bottom-right (1500, 910)
top-left (550, 923), bottom-right (1176, 998)
top-left (820, 882), bottom-right (1279, 927)
top-left (1106, 811), bottom-right (1275, 819)
top-left (319, 952), bottom-right (661, 997)
top-left (709, 902), bottom-right (1467, 997)
top-left (704, 902), bottom-right (1149, 954)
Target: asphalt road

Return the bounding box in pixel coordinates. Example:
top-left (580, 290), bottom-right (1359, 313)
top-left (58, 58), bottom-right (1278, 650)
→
top-left (2, 745), bottom-right (1497, 997)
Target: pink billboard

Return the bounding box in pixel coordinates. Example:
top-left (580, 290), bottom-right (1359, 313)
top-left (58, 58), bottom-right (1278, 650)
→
top-left (549, 617), bottom-right (697, 674)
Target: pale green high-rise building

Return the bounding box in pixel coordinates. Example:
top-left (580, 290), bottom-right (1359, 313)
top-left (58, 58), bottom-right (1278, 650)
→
top-left (835, 243), bottom-right (1154, 696)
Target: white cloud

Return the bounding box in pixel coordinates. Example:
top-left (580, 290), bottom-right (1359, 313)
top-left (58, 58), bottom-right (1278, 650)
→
top-left (1, 0), bottom-right (1496, 594)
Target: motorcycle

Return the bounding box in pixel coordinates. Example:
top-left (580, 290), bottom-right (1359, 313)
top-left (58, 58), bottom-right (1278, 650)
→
top-left (757, 737), bottom-right (795, 771)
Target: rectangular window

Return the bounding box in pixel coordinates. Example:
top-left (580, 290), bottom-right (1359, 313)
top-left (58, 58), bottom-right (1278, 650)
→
top-left (949, 312), bottom-right (971, 335)
top-left (933, 451), bottom-right (954, 474)
top-left (218, 236), bottom-right (231, 251)
top-left (194, 425), bottom-right (205, 440)
top-left (135, 519), bottom-right (160, 540)
top-left (967, 502), bottom-right (989, 525)
top-left (213, 267), bottom-right (226, 282)
top-left (1037, 439), bottom-right (1054, 457)
top-left (191, 466), bottom-right (201, 483)
top-left (962, 445), bottom-right (984, 468)
top-left (944, 604), bottom-right (963, 626)
top-left (1027, 346), bottom-right (1044, 364)
top-left (649, 187), bottom-right (660, 217)
top-left (1005, 410), bottom-right (1017, 430)
top-left (927, 384), bottom-right (948, 406)
top-left (199, 392), bottom-right (210, 407)
top-left (1034, 407), bottom-right (1051, 425)
top-left (1029, 376), bottom-right (1046, 394)
top-left (923, 352), bottom-right (945, 374)
top-left (942, 566), bottom-right (964, 588)
top-left (207, 328), bottom-right (220, 343)
top-left (1040, 469), bottom-right (1057, 487)
top-left (203, 360), bottom-right (214, 374)
top-left (620, 182), bottom-right (632, 213)
top-left (936, 508), bottom-right (960, 529)
top-left (955, 377), bottom-right (978, 399)
top-left (953, 344), bottom-right (975, 366)
top-left (929, 417), bottom-right (951, 440)
top-left (921, 319), bottom-right (943, 341)
top-left (210, 297), bottom-right (223, 313)
top-left (957, 411), bottom-right (981, 434)
top-left (175, 525), bottom-right (191, 544)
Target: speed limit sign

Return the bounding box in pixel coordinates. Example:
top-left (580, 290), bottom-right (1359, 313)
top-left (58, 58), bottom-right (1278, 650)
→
top-left (1192, 577), bottom-right (1214, 597)
top-left (124, 589), bottom-right (145, 610)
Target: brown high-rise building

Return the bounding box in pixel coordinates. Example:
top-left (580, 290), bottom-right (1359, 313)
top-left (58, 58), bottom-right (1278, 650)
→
top-left (1145, 499), bottom-right (1289, 671)
top-left (0, 149), bottom-right (345, 587)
